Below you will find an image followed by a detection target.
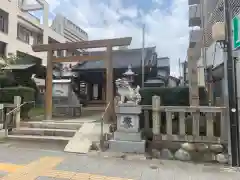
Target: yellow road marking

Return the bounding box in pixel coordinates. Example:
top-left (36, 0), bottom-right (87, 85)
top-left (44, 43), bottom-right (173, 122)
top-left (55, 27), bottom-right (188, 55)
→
top-left (0, 163), bottom-right (22, 173)
top-left (44, 170), bottom-right (76, 179)
top-left (0, 157), bottom-right (132, 180)
top-left (1, 157), bottom-right (64, 180)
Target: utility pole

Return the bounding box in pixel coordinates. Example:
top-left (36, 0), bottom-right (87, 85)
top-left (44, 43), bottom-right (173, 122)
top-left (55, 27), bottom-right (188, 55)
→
top-left (224, 0), bottom-right (240, 166)
top-left (141, 23), bottom-right (145, 88)
top-left (178, 58), bottom-right (181, 77)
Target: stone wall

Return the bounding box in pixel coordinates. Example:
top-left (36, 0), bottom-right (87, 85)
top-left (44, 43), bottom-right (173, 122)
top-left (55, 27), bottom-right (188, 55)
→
top-left (151, 142), bottom-right (228, 164)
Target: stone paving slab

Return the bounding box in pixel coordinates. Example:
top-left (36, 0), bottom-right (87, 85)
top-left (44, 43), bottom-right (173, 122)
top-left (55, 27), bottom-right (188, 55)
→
top-left (0, 145), bottom-right (239, 179)
top-left (64, 122), bottom-right (95, 153)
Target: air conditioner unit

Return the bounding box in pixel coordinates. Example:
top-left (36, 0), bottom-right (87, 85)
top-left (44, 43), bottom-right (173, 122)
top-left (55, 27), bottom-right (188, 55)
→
top-left (212, 22), bottom-right (225, 41)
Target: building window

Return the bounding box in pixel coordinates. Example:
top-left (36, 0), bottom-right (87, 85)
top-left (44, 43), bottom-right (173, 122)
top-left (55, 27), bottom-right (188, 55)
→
top-left (17, 24), bottom-right (30, 44)
top-left (0, 16), bottom-right (5, 32)
top-left (0, 14), bottom-right (8, 34)
top-left (33, 35), bottom-right (42, 45)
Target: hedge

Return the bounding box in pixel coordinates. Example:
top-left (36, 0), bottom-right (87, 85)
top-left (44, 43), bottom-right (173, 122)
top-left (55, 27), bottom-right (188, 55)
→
top-left (0, 74), bottom-right (18, 88)
top-left (0, 86), bottom-right (35, 118)
top-left (139, 86), bottom-right (208, 106)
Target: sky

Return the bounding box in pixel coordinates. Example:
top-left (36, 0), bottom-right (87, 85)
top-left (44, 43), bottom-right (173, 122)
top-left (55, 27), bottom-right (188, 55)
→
top-left (28, 0), bottom-right (189, 77)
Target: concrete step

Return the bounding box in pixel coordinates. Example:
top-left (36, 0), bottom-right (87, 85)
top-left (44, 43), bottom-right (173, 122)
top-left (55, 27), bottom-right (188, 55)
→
top-left (10, 128), bottom-right (77, 137)
top-left (7, 134), bottom-right (71, 142)
top-left (20, 121), bottom-right (83, 130)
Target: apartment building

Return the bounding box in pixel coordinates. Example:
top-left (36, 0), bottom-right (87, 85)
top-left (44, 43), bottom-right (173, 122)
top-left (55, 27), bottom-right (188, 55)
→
top-left (51, 14), bottom-right (88, 42)
top-left (190, 0), bottom-right (240, 104)
top-left (0, 0), bottom-right (88, 67)
top-left (51, 13), bottom-right (88, 63)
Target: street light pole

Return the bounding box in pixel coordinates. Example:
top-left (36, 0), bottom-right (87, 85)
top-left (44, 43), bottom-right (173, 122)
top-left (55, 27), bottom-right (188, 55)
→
top-left (224, 0), bottom-right (240, 166)
top-left (141, 24), bottom-right (145, 88)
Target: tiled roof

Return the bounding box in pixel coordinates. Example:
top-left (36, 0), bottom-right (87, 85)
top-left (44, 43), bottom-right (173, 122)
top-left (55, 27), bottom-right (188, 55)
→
top-left (1, 64), bottom-right (35, 70)
top-left (72, 47), bottom-right (156, 70)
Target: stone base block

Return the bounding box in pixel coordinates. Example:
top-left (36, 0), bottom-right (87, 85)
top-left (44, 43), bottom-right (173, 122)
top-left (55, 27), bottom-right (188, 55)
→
top-left (117, 114), bottom-right (140, 133)
top-left (114, 131), bottom-right (142, 142)
top-left (108, 139), bottom-right (145, 153)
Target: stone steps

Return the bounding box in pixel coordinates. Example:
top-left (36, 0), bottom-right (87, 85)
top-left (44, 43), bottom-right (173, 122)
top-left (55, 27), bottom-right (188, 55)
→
top-left (5, 120), bottom-right (110, 152)
top-left (10, 128), bottom-right (77, 137)
top-left (7, 134), bottom-right (71, 142)
top-left (5, 121), bottom-right (84, 145)
top-left (20, 121), bottom-right (83, 130)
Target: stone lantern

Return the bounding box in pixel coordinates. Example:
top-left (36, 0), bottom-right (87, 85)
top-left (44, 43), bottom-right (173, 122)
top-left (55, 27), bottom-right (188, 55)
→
top-left (123, 65), bottom-right (137, 84)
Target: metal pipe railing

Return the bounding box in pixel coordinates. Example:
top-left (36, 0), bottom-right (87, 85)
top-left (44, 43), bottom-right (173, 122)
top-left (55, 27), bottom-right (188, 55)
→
top-left (100, 102), bottom-right (111, 150)
top-left (4, 101), bottom-right (35, 137)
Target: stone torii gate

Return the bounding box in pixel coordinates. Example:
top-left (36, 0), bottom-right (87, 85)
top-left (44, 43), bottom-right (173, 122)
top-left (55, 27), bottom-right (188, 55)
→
top-left (32, 37), bottom-right (132, 120)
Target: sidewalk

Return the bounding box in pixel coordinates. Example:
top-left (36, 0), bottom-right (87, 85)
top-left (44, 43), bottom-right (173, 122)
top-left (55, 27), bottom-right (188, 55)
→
top-left (0, 144), bottom-right (239, 180)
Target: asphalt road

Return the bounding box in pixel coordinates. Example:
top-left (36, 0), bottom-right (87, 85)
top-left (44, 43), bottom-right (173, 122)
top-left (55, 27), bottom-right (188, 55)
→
top-left (0, 142), bottom-right (239, 180)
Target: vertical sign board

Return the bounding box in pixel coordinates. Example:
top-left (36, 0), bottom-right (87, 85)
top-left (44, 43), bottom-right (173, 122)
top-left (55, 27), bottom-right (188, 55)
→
top-left (233, 15), bottom-right (240, 49)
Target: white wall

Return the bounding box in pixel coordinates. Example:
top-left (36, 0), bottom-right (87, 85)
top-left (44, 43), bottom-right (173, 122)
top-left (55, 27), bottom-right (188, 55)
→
top-left (0, 0), bottom-right (66, 66)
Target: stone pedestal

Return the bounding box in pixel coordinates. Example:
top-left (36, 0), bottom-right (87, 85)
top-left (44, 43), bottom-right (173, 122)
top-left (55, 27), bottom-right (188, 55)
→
top-left (109, 102), bottom-right (145, 153)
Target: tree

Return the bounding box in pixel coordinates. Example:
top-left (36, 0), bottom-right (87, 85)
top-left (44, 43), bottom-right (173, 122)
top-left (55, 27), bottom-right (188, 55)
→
top-left (0, 55), bottom-right (19, 88)
top-left (0, 55), bottom-right (18, 66)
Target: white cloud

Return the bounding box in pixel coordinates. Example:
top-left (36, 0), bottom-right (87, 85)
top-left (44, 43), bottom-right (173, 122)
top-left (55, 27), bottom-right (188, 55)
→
top-left (119, 7), bottom-right (138, 18)
top-left (45, 0), bottom-right (189, 76)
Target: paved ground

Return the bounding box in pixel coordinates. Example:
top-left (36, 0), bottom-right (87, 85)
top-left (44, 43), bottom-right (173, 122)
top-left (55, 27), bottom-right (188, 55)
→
top-left (0, 143), bottom-right (239, 179)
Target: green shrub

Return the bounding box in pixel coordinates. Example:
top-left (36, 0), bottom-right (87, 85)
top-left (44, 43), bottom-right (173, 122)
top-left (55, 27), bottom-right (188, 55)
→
top-left (139, 86), bottom-right (208, 106)
top-left (0, 74), bottom-right (18, 88)
top-left (12, 71), bottom-right (40, 98)
top-left (0, 86), bottom-right (35, 118)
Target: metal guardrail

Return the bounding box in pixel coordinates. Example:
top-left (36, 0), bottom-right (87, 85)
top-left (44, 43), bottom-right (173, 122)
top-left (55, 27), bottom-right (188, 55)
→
top-left (4, 101), bottom-right (35, 137)
top-left (100, 102), bottom-right (111, 150)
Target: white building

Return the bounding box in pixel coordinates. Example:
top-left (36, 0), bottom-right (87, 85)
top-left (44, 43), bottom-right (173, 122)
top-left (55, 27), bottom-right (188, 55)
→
top-left (51, 13), bottom-right (88, 66)
top-left (51, 14), bottom-right (88, 42)
top-left (0, 0), bottom-right (88, 67)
